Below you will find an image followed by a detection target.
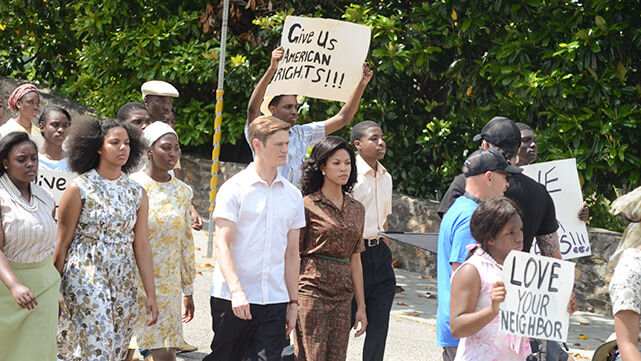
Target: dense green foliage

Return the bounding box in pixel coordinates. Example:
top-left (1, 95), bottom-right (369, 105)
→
top-left (1, 0), bottom-right (640, 230)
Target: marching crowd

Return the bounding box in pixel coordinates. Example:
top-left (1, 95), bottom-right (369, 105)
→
top-left (0, 45), bottom-right (640, 361)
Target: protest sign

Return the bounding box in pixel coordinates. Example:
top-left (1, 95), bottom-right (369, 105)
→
top-left (37, 168), bottom-right (74, 204)
top-left (264, 16), bottom-right (371, 103)
top-left (522, 159), bottom-right (591, 259)
top-left (500, 251), bottom-right (575, 342)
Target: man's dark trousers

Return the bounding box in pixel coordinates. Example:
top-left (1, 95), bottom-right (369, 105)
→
top-left (351, 240), bottom-right (396, 361)
top-left (203, 297), bottom-right (287, 361)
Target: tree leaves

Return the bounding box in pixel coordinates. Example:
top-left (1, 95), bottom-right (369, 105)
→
top-left (1, 0), bottom-right (640, 229)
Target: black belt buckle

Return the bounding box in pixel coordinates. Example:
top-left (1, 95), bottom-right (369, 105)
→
top-left (366, 237), bottom-right (381, 247)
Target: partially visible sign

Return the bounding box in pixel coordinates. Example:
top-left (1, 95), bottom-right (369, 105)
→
top-left (522, 159), bottom-right (590, 259)
top-left (37, 168), bottom-right (74, 204)
top-left (264, 16), bottom-right (371, 102)
top-left (500, 251), bottom-right (575, 342)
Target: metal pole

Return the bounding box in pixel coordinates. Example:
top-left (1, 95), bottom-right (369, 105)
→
top-left (207, 0), bottom-right (230, 258)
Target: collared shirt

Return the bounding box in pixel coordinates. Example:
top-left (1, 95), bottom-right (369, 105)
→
top-left (0, 117), bottom-right (44, 148)
top-left (210, 163), bottom-right (305, 305)
top-left (300, 190), bottom-right (365, 259)
top-left (245, 121), bottom-right (326, 187)
top-left (0, 174), bottom-right (57, 263)
top-left (352, 154), bottom-right (393, 239)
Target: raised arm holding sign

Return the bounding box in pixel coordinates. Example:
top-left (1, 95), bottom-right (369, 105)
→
top-left (263, 16), bottom-right (371, 103)
top-left (245, 17), bottom-right (372, 186)
top-left (247, 47), bottom-right (372, 133)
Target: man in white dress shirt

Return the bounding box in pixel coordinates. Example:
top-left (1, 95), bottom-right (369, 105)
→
top-left (204, 115), bottom-right (305, 361)
top-left (350, 120), bottom-right (395, 361)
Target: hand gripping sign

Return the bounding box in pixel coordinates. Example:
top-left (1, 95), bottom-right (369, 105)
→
top-left (522, 158), bottom-right (591, 259)
top-left (500, 251), bottom-right (575, 342)
top-left (264, 16), bottom-right (371, 103)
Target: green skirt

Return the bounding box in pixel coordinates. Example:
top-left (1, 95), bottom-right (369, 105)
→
top-left (0, 256), bottom-right (60, 361)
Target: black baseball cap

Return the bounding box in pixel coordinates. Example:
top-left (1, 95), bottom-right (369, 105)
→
top-left (472, 116), bottom-right (521, 154)
top-left (463, 149), bottom-right (523, 177)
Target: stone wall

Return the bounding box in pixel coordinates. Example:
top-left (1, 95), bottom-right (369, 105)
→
top-left (182, 158), bottom-right (623, 315)
top-left (573, 228), bottom-right (621, 314)
top-left (386, 194), bottom-right (441, 277)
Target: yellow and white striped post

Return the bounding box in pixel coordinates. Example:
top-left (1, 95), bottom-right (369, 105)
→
top-left (207, 0), bottom-right (230, 258)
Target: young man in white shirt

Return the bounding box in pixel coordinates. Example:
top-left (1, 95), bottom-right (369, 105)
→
top-left (349, 120), bottom-right (395, 361)
top-left (204, 115), bottom-right (305, 361)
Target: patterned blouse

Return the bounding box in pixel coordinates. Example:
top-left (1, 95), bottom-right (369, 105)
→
top-left (610, 247), bottom-right (641, 316)
top-left (300, 190), bottom-right (365, 260)
top-left (130, 171), bottom-right (195, 295)
top-left (73, 169), bottom-right (142, 245)
top-left (0, 173), bottom-right (56, 263)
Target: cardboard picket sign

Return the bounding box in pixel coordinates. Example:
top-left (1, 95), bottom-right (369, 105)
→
top-left (264, 16), bottom-right (371, 103)
top-left (522, 158), bottom-right (591, 259)
top-left (500, 251), bottom-right (575, 342)
top-left (37, 168), bottom-right (75, 204)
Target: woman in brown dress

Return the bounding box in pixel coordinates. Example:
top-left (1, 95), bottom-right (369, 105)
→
top-left (295, 136), bottom-right (367, 361)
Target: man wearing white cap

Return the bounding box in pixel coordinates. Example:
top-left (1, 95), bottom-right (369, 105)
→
top-left (141, 80), bottom-right (179, 124)
top-left (246, 46), bottom-right (373, 187)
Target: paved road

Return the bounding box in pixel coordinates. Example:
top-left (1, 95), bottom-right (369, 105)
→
top-left (143, 230), bottom-right (614, 360)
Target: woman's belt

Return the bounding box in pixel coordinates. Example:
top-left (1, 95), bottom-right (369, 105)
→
top-left (307, 254), bottom-right (350, 263)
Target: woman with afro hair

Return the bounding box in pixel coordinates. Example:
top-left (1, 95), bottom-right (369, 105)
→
top-left (54, 118), bottom-right (158, 361)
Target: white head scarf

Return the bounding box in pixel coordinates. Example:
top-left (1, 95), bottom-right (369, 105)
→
top-left (142, 121), bottom-right (177, 147)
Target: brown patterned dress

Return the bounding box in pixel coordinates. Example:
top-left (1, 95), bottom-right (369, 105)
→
top-left (294, 190), bottom-right (365, 361)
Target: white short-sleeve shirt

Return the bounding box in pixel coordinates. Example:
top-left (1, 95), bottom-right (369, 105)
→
top-left (210, 163), bottom-right (305, 304)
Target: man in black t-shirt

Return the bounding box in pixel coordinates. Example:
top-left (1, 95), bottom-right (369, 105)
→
top-left (437, 116), bottom-right (561, 256)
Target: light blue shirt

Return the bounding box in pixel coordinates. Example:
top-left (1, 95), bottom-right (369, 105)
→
top-left (38, 155), bottom-right (72, 173)
top-left (245, 121), bottom-right (326, 187)
top-left (436, 196), bottom-right (478, 347)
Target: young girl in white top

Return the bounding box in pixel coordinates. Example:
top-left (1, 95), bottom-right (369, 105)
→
top-left (450, 196), bottom-right (531, 361)
top-left (37, 107), bottom-right (71, 173)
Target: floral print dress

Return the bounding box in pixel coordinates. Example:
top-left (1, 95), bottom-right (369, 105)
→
top-left (295, 190), bottom-right (365, 361)
top-left (610, 248), bottom-right (641, 318)
top-left (58, 169), bottom-right (143, 361)
top-left (130, 171), bottom-right (196, 349)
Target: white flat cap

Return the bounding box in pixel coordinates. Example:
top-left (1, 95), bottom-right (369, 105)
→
top-left (141, 80), bottom-right (179, 100)
top-left (142, 121), bottom-right (177, 147)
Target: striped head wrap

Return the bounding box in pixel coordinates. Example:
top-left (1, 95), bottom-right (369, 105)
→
top-left (7, 83), bottom-right (39, 112)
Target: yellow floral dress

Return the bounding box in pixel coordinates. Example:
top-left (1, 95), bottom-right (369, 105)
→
top-left (130, 171), bottom-right (196, 349)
